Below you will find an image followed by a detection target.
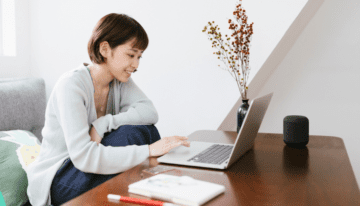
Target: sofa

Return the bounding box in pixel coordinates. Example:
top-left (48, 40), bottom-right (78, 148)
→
top-left (0, 77), bottom-right (46, 206)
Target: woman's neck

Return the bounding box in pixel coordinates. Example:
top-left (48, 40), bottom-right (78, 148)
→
top-left (86, 63), bottom-right (114, 90)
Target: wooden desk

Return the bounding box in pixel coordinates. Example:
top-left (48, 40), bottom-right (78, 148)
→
top-left (63, 131), bottom-right (360, 205)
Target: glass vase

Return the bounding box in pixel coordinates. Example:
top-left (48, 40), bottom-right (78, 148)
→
top-left (237, 99), bottom-right (249, 133)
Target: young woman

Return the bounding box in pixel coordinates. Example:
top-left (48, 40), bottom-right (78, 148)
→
top-left (25, 13), bottom-right (190, 206)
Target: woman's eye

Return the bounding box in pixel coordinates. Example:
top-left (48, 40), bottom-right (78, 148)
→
top-left (129, 55), bottom-right (142, 59)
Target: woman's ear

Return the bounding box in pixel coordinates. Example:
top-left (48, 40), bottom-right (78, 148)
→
top-left (99, 41), bottom-right (110, 59)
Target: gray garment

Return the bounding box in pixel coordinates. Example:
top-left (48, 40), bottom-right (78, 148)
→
top-left (26, 63), bottom-right (158, 206)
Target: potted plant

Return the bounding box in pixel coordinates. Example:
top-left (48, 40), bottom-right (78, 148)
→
top-left (202, 0), bottom-right (254, 133)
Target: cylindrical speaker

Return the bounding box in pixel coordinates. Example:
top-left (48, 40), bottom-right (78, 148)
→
top-left (283, 115), bottom-right (309, 148)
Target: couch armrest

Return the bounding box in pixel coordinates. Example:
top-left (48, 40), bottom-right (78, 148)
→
top-left (0, 77), bottom-right (46, 142)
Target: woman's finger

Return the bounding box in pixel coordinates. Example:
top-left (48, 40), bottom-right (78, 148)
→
top-left (178, 140), bottom-right (190, 147)
top-left (173, 139), bottom-right (184, 148)
top-left (176, 136), bottom-right (188, 140)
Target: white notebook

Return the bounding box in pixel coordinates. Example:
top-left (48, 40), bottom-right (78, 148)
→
top-left (128, 174), bottom-right (225, 206)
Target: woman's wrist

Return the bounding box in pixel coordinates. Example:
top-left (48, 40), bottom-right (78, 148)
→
top-left (148, 144), bottom-right (152, 157)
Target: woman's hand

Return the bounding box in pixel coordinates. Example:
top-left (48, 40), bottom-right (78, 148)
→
top-left (89, 126), bottom-right (102, 145)
top-left (148, 136), bottom-right (190, 157)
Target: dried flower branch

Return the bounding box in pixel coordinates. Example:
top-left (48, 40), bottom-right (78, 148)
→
top-left (202, 0), bottom-right (254, 100)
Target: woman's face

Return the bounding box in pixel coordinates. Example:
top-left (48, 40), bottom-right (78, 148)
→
top-left (104, 38), bottom-right (143, 82)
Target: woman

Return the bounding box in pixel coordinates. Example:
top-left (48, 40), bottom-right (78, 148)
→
top-left (25, 13), bottom-right (190, 206)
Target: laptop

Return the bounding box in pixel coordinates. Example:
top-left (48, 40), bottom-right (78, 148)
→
top-left (157, 92), bottom-right (274, 170)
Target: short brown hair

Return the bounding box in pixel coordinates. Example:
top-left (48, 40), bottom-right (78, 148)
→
top-left (87, 13), bottom-right (149, 64)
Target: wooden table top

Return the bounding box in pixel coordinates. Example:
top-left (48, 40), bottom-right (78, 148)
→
top-left (63, 131), bottom-right (360, 206)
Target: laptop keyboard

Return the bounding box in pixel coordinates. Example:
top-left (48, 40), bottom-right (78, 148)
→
top-left (187, 144), bottom-right (233, 165)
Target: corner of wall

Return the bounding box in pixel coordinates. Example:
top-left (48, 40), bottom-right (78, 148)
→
top-left (217, 0), bottom-right (325, 131)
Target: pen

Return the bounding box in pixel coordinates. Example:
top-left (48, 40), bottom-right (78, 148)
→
top-left (107, 194), bottom-right (178, 206)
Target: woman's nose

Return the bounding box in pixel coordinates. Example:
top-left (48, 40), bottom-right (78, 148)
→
top-left (131, 60), bottom-right (139, 69)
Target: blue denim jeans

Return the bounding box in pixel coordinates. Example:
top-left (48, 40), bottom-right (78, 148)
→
top-left (49, 125), bottom-right (161, 206)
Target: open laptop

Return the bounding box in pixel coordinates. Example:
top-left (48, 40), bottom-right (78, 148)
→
top-left (157, 92), bottom-right (274, 170)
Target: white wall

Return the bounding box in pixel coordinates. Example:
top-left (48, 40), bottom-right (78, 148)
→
top-left (0, 0), bottom-right (30, 78)
top-left (28, 0), bottom-right (305, 137)
top-left (27, 0), bottom-right (359, 187)
top-left (256, 0), bottom-right (360, 186)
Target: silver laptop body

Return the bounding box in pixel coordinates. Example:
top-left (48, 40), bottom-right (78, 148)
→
top-left (157, 92), bottom-right (274, 170)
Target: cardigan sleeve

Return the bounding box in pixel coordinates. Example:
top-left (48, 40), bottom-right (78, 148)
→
top-left (53, 76), bottom-right (150, 174)
top-left (91, 77), bottom-right (159, 138)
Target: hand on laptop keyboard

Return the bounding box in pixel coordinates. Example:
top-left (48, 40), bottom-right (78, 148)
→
top-left (148, 136), bottom-right (190, 157)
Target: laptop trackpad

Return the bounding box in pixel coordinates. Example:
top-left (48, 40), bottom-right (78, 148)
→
top-left (157, 141), bottom-right (216, 162)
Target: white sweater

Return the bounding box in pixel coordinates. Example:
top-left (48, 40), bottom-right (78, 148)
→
top-left (26, 63), bottom-right (159, 205)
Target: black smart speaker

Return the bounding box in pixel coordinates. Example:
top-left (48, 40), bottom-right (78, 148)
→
top-left (283, 115), bottom-right (309, 148)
